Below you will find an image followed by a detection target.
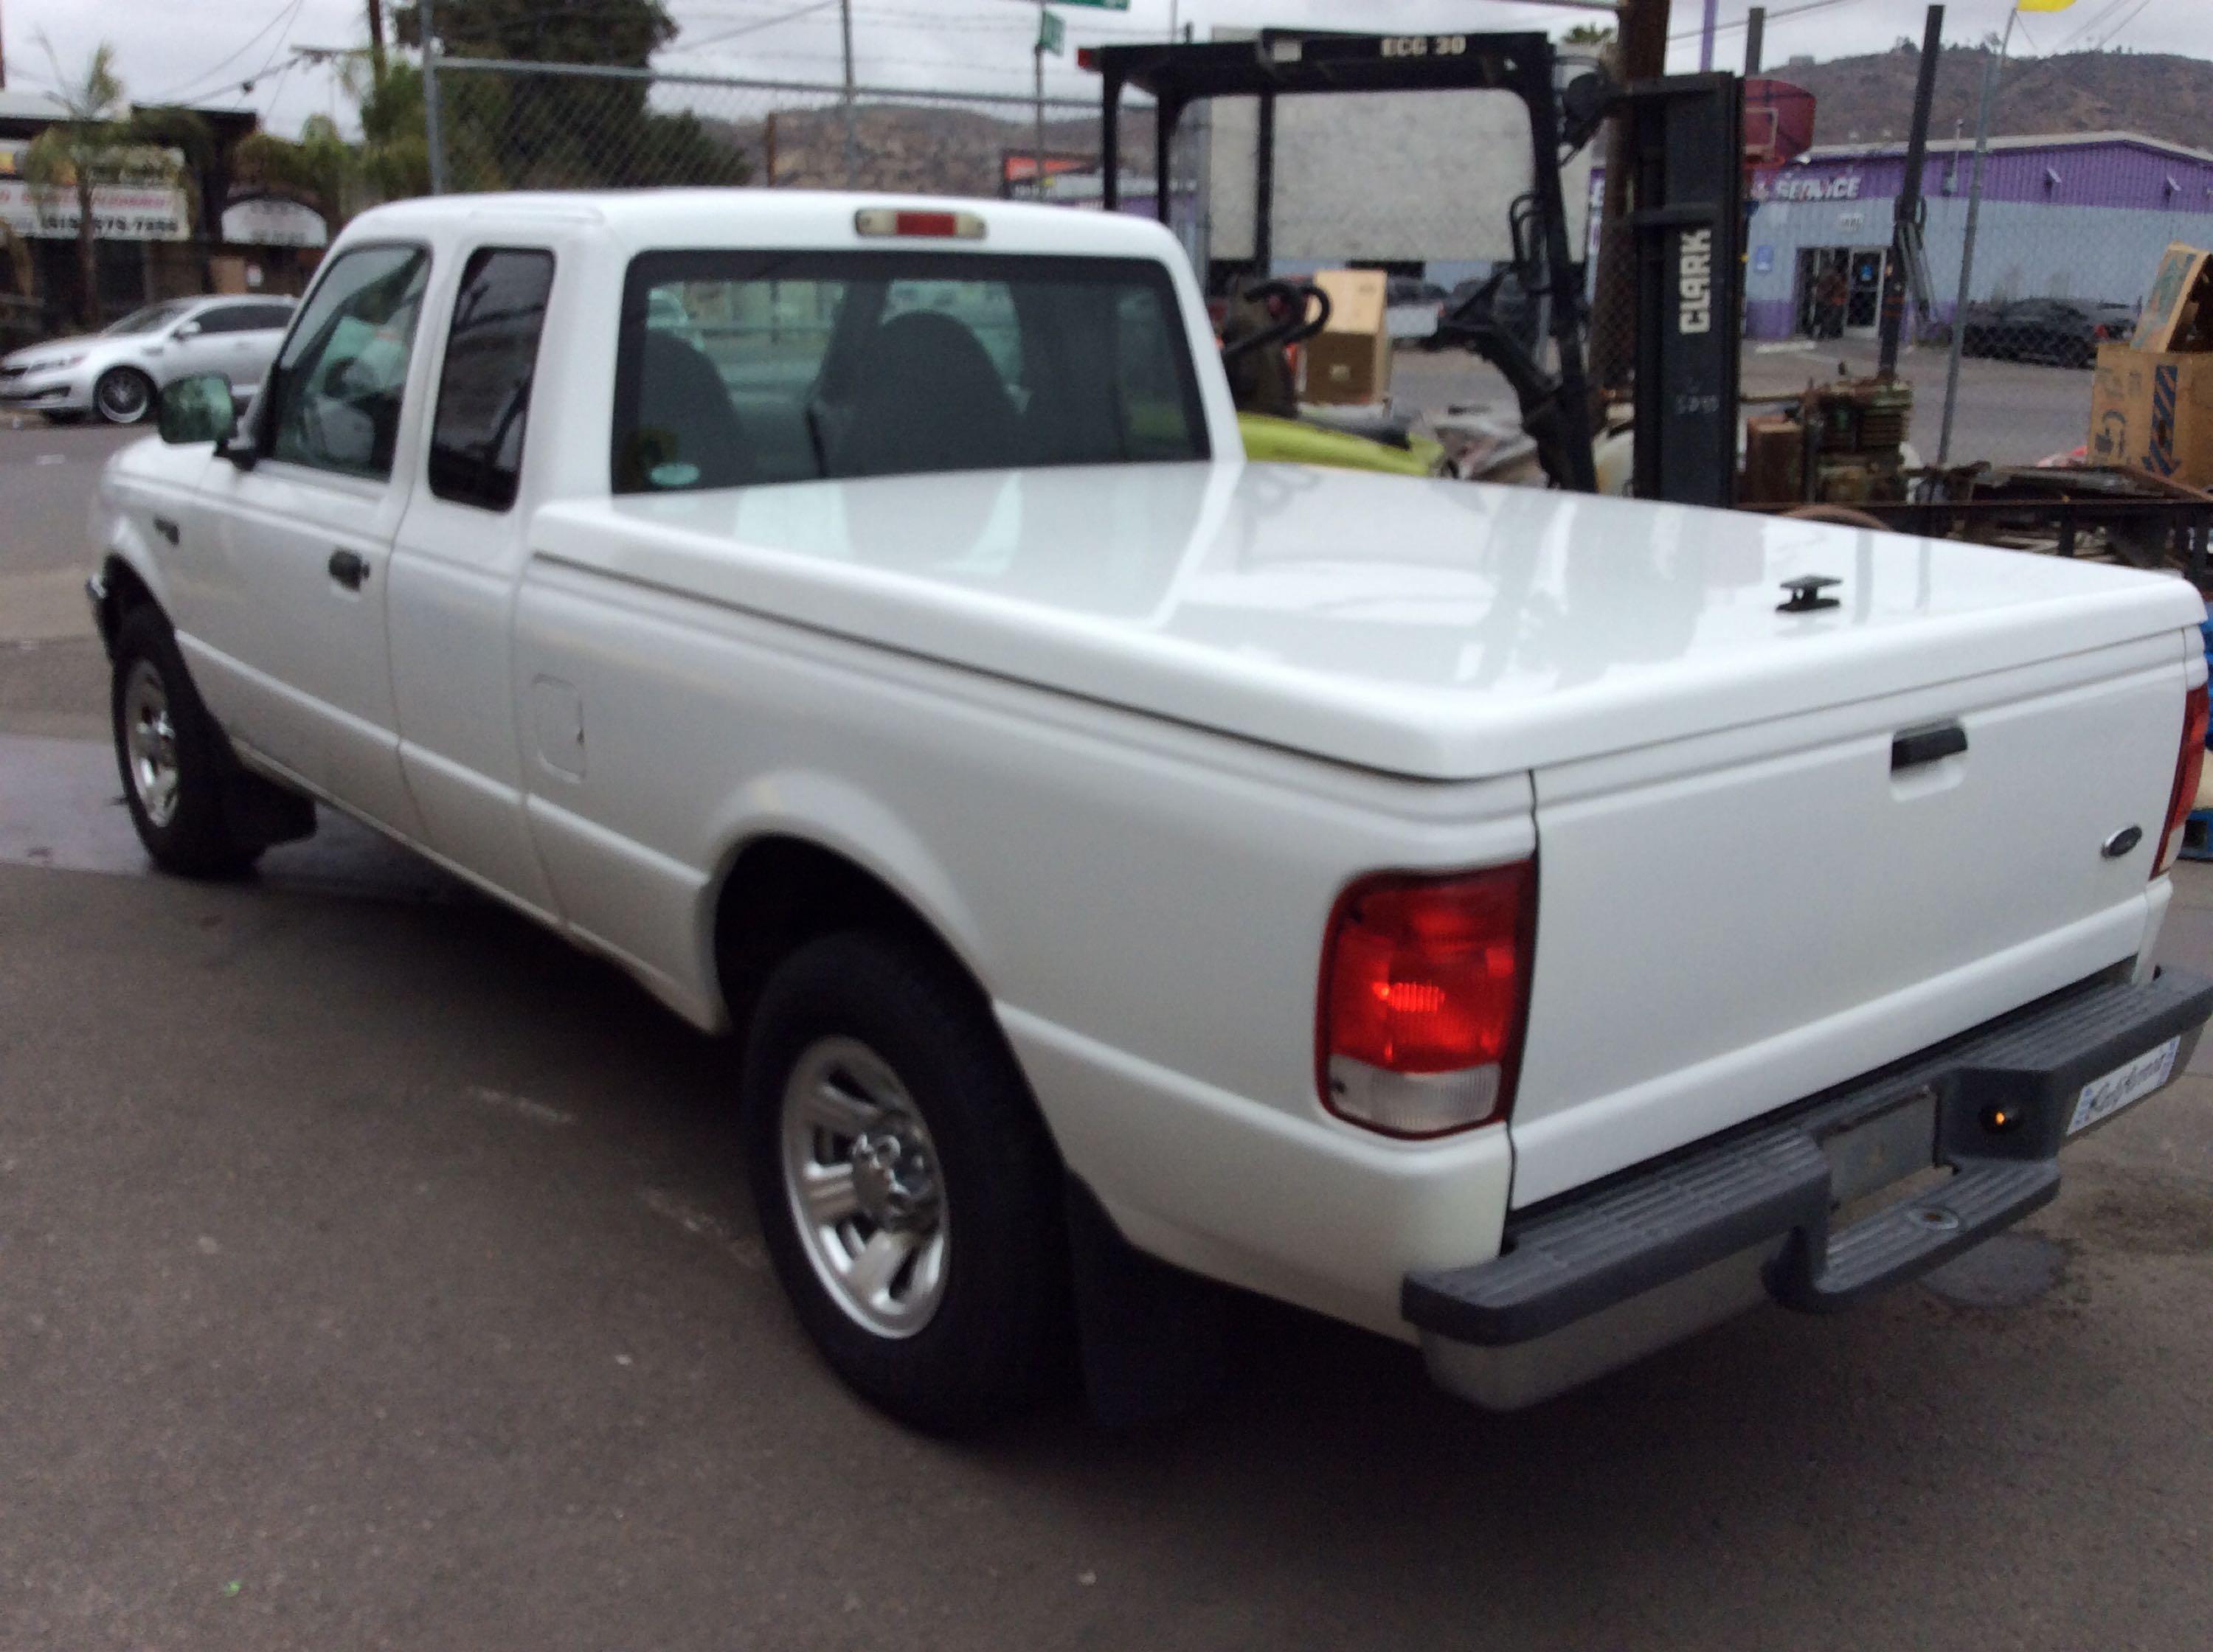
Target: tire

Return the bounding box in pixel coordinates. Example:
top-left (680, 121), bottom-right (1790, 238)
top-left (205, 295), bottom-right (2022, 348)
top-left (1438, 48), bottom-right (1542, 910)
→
top-left (110, 605), bottom-right (263, 877)
top-left (93, 367), bottom-right (155, 426)
top-left (741, 931), bottom-right (1068, 1434)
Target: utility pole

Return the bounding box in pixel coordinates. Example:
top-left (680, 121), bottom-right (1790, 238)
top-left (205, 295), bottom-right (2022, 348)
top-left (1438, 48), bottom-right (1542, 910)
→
top-left (1587, 0), bottom-right (1671, 409)
top-left (1742, 6), bottom-right (1764, 76)
top-left (365, 0), bottom-right (387, 83)
top-left (1877, 4), bottom-right (1943, 378)
top-left (839, 0), bottom-right (856, 187)
top-left (1033, 1), bottom-right (1047, 204)
top-left (1697, 0), bottom-right (1718, 72)
top-left (1938, 37), bottom-right (2004, 465)
top-left (1, 0), bottom-right (9, 91)
top-left (420, 0), bottom-right (447, 192)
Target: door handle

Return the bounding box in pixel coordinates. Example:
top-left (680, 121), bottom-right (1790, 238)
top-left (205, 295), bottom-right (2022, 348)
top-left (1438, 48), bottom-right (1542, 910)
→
top-left (328, 547), bottom-right (372, 591)
top-left (1892, 721), bottom-right (1967, 772)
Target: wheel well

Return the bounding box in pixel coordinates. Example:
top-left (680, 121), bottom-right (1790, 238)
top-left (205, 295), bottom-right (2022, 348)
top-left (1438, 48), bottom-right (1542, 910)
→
top-left (713, 836), bottom-right (985, 1036)
top-left (96, 557), bottom-right (159, 653)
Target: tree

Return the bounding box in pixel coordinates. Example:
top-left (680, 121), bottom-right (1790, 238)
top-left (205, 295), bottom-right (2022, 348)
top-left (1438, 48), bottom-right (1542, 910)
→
top-left (1564, 22), bottom-right (1616, 47)
top-left (392, 0), bottom-right (747, 190)
top-left (232, 59), bottom-right (442, 226)
top-left (22, 41), bottom-right (158, 327)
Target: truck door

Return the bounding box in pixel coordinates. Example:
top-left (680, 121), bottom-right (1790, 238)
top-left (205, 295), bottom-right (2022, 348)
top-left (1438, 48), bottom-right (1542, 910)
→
top-left (186, 244), bottom-right (431, 836)
top-left (386, 246), bottom-right (563, 919)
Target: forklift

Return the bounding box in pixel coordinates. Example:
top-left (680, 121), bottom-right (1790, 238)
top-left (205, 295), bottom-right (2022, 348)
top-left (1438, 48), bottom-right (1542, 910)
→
top-left (1086, 31), bottom-right (1747, 507)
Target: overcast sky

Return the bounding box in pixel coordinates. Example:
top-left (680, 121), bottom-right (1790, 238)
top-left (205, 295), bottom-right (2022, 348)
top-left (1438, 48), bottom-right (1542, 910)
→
top-left (4, 0), bottom-right (2200, 140)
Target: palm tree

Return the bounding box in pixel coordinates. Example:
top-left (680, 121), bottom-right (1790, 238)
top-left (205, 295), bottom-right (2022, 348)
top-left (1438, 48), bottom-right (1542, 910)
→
top-left (232, 58), bottom-right (436, 229)
top-left (24, 42), bottom-right (192, 327)
top-left (24, 44), bottom-right (129, 327)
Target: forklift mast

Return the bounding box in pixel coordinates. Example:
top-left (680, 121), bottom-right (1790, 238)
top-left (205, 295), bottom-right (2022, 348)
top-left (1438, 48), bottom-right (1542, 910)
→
top-left (1624, 73), bottom-right (1746, 508)
top-left (1088, 30), bottom-right (1601, 494)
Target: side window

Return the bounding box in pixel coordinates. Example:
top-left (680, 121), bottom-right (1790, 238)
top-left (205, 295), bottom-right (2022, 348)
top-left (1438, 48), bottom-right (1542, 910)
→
top-left (192, 306), bottom-right (256, 336)
top-left (429, 248), bottom-right (555, 512)
top-left (239, 303), bottom-right (297, 331)
top-left (264, 245), bottom-right (431, 481)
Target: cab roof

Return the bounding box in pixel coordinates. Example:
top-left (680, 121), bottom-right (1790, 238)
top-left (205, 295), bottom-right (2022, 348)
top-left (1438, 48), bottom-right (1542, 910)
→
top-left (338, 188), bottom-right (1185, 262)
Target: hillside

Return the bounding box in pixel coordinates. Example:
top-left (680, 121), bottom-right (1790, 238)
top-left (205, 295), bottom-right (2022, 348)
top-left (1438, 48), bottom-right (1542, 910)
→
top-left (1776, 45), bottom-right (2213, 151)
top-left (690, 45), bottom-right (2213, 200)
top-left (707, 103), bottom-right (1148, 195)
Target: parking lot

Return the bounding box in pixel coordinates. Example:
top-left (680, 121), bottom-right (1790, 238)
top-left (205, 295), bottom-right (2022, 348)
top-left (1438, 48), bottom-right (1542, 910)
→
top-left (1394, 336), bottom-right (2101, 471)
top-left (6, 414), bottom-right (2213, 1649)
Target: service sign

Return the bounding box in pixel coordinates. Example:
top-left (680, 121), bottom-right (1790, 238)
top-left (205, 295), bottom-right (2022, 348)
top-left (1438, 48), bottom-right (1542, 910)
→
top-left (0, 139), bottom-right (192, 242)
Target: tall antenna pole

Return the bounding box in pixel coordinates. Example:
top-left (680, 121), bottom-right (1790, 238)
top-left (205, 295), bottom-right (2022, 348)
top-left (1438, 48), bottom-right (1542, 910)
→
top-left (365, 0), bottom-right (387, 83)
top-left (420, 0), bottom-right (447, 192)
top-left (839, 0), bottom-right (857, 187)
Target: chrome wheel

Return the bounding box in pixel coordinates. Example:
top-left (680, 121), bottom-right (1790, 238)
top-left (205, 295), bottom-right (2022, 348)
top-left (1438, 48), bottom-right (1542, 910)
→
top-left (121, 659), bottom-right (180, 827)
top-left (95, 369), bottom-right (152, 424)
top-left (780, 1035), bottom-right (949, 1339)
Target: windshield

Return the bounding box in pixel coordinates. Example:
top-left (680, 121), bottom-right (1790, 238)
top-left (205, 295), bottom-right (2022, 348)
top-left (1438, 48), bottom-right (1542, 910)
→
top-left (102, 301), bottom-right (197, 336)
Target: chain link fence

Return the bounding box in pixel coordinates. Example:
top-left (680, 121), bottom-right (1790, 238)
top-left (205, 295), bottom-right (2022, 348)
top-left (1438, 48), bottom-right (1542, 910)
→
top-left (426, 59), bottom-right (1149, 204)
top-left (1742, 134), bottom-right (2213, 471)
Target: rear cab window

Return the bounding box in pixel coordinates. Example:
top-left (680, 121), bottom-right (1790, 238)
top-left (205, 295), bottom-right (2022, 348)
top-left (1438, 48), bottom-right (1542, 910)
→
top-left (610, 251), bottom-right (1208, 495)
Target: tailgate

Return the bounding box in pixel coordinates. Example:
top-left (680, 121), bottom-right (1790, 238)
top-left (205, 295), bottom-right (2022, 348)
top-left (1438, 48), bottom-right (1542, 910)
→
top-left (1508, 636), bottom-right (2189, 1209)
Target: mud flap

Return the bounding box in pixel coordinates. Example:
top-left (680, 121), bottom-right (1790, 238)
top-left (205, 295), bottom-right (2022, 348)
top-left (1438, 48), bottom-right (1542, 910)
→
top-left (1064, 1179), bottom-right (1230, 1429)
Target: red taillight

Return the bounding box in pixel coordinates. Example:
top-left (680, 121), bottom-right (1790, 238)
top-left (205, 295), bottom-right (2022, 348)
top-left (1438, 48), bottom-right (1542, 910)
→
top-left (1316, 862), bottom-right (1536, 1138)
top-left (2155, 681), bottom-right (2209, 875)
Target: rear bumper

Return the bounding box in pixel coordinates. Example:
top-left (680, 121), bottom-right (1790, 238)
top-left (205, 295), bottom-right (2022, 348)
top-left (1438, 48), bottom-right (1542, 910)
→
top-left (1406, 965), bottom-right (2213, 1407)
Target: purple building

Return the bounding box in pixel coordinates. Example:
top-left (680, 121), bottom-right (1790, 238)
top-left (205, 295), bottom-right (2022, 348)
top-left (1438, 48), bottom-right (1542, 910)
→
top-left (1740, 131), bottom-right (2213, 341)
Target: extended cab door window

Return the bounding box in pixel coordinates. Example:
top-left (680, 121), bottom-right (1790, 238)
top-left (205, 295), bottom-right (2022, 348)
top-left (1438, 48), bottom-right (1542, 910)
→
top-left (263, 245), bottom-right (431, 479)
top-left (428, 248), bottom-right (556, 511)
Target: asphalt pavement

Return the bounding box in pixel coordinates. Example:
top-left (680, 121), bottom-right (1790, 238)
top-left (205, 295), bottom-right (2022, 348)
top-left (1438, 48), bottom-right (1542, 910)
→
top-left (4, 417), bottom-right (2213, 1650)
top-left (1393, 335), bottom-right (2094, 471)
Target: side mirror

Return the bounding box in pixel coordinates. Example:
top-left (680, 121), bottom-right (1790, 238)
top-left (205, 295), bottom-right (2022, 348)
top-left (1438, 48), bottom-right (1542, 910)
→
top-left (173, 320), bottom-right (203, 340)
top-left (156, 372), bottom-right (235, 446)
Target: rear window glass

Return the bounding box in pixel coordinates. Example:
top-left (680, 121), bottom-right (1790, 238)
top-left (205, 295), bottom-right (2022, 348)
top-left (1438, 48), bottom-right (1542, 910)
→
top-left (611, 251), bottom-right (1207, 494)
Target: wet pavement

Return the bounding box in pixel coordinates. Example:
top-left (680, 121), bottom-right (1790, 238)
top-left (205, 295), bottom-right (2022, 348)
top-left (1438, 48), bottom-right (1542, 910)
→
top-left (5, 418), bottom-right (2213, 1650)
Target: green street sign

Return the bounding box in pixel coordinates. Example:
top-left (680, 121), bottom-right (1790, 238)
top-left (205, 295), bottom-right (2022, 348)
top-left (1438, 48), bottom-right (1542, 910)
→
top-left (1039, 8), bottom-right (1065, 54)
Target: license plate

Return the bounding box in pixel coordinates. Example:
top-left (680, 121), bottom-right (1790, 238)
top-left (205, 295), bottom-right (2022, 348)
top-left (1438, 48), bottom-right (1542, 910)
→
top-left (2068, 1037), bottom-right (2181, 1136)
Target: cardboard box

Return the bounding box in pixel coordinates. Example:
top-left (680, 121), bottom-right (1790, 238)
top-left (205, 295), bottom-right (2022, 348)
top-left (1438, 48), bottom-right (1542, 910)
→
top-left (2132, 242), bottom-right (2213, 354)
top-left (2088, 341), bottom-right (2213, 486)
top-left (1301, 268), bottom-right (1391, 406)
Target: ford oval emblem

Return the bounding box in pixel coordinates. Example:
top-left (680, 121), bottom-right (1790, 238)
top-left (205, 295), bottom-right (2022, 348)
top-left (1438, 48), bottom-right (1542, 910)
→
top-left (2103, 825), bottom-right (2144, 859)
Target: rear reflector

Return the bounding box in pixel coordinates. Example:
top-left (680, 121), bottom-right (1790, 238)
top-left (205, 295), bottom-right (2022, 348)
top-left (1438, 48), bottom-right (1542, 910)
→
top-left (1316, 863), bottom-right (1536, 1138)
top-left (853, 207), bottom-right (986, 240)
top-left (2155, 680), bottom-right (2208, 875)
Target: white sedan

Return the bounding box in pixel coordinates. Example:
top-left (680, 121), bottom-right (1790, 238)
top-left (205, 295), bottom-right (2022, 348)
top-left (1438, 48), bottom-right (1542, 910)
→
top-left (0, 294), bottom-right (297, 426)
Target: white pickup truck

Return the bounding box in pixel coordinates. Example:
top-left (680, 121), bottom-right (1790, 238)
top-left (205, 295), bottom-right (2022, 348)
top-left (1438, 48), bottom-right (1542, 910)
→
top-left (91, 190), bottom-right (2213, 1431)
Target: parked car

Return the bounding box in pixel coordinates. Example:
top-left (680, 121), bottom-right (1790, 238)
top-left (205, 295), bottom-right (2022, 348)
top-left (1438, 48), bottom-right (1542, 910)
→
top-left (90, 191), bottom-right (2213, 1432)
top-left (1384, 274), bottom-right (1448, 342)
top-left (1958, 296), bottom-right (2136, 367)
top-left (1427, 268), bottom-right (1542, 357)
top-left (0, 294), bottom-right (297, 426)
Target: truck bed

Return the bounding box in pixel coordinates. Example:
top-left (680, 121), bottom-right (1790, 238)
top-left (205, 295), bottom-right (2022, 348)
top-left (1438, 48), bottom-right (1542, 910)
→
top-left (530, 460), bottom-right (2206, 782)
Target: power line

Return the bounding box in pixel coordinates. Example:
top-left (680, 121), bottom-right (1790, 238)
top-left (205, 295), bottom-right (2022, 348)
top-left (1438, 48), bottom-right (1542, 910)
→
top-left (663, 0), bottom-right (842, 52)
top-left (2089, 0), bottom-right (2158, 49)
top-left (146, 0), bottom-right (308, 104)
top-left (1666, 0), bottom-right (1855, 45)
